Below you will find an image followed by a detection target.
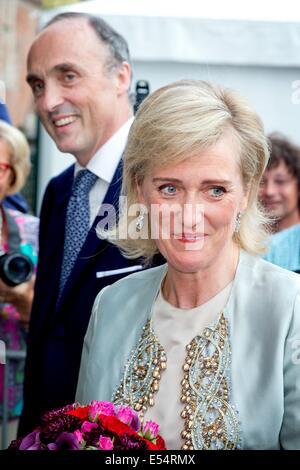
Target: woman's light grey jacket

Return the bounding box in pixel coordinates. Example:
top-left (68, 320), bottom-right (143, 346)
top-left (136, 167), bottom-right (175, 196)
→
top-left (76, 251), bottom-right (300, 449)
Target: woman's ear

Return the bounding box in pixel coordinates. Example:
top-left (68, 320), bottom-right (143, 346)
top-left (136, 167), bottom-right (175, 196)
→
top-left (241, 184), bottom-right (250, 212)
top-left (135, 177), bottom-right (146, 205)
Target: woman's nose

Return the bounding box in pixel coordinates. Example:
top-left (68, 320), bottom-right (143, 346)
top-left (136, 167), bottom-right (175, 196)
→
top-left (178, 195), bottom-right (204, 231)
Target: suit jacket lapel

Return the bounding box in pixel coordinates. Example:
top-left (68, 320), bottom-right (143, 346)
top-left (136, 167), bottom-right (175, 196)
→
top-left (31, 167), bottom-right (74, 332)
top-left (56, 166), bottom-right (74, 208)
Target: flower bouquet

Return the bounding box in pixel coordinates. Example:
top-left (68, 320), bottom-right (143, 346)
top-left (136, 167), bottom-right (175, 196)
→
top-left (9, 401), bottom-right (166, 450)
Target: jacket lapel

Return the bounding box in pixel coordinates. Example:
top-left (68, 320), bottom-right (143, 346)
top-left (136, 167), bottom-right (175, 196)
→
top-left (76, 264), bottom-right (167, 403)
top-left (30, 167), bottom-right (74, 333)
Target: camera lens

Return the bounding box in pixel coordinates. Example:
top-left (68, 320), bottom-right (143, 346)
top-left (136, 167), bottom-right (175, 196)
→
top-left (0, 252), bottom-right (33, 287)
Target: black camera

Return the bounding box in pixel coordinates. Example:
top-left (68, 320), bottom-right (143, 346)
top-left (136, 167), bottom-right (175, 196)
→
top-left (0, 251), bottom-right (33, 287)
top-left (134, 80), bottom-right (150, 114)
top-left (0, 208), bottom-right (34, 287)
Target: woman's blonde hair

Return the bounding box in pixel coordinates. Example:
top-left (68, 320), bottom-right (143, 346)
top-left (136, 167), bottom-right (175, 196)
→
top-left (102, 80), bottom-right (270, 262)
top-left (0, 120), bottom-right (31, 194)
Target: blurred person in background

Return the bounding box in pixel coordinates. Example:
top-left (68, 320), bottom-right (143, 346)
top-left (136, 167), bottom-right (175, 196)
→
top-left (0, 103), bottom-right (29, 214)
top-left (0, 120), bottom-right (38, 445)
top-left (259, 134), bottom-right (300, 232)
top-left (259, 134), bottom-right (300, 271)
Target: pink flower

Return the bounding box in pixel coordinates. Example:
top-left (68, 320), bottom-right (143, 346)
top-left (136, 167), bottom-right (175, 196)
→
top-left (143, 420), bottom-right (160, 440)
top-left (116, 405), bottom-right (140, 430)
top-left (89, 401), bottom-right (115, 421)
top-left (9, 400), bottom-right (167, 451)
top-left (73, 430), bottom-right (84, 443)
top-left (81, 421), bottom-right (98, 433)
top-left (99, 436), bottom-right (114, 450)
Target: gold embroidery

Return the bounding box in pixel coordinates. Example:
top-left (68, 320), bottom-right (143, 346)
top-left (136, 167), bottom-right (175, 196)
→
top-left (113, 320), bottom-right (167, 422)
top-left (180, 313), bottom-right (241, 450)
top-left (113, 315), bottom-right (241, 449)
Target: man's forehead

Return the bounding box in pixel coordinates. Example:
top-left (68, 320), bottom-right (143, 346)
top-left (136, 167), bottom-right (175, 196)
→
top-left (39, 17), bottom-right (90, 37)
top-left (29, 18), bottom-right (101, 57)
top-left (28, 22), bottom-right (105, 72)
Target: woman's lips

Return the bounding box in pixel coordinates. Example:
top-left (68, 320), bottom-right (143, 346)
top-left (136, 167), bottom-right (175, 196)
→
top-left (174, 233), bottom-right (207, 243)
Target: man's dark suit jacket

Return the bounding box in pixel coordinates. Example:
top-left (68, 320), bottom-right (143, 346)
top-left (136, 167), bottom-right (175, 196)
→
top-left (19, 162), bottom-right (145, 435)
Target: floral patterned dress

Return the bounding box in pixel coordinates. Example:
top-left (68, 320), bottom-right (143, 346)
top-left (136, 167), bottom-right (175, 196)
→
top-left (0, 209), bottom-right (39, 419)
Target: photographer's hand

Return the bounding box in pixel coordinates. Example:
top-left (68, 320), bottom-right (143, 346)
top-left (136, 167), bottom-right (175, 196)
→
top-left (0, 275), bottom-right (36, 323)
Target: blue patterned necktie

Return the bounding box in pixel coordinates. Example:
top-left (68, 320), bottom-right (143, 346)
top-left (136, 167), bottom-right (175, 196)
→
top-left (59, 169), bottom-right (98, 297)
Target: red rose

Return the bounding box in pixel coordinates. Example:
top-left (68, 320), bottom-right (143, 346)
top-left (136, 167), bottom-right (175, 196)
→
top-left (67, 406), bottom-right (89, 420)
top-left (98, 414), bottom-right (166, 450)
top-left (98, 414), bottom-right (132, 436)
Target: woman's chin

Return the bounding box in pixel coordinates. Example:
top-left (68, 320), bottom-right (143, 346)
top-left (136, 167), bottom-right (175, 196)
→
top-left (167, 253), bottom-right (210, 274)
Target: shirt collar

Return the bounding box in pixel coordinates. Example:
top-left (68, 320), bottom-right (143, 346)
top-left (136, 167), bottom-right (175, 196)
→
top-left (74, 116), bottom-right (134, 182)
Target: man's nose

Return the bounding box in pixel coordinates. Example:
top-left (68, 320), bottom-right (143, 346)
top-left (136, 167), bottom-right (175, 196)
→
top-left (38, 82), bottom-right (64, 113)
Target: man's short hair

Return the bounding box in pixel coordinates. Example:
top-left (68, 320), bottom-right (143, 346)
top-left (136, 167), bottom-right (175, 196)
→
top-left (44, 12), bottom-right (131, 70)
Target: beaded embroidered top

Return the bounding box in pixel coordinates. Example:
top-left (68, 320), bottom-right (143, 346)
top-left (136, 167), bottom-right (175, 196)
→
top-left (113, 313), bottom-right (242, 450)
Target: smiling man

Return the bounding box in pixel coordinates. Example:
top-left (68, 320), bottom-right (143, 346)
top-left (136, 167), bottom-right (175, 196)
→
top-left (19, 12), bottom-right (141, 436)
top-left (26, 16), bottom-right (131, 165)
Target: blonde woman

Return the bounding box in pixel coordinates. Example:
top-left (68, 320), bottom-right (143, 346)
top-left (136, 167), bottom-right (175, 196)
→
top-left (0, 120), bottom-right (39, 444)
top-left (76, 80), bottom-right (300, 450)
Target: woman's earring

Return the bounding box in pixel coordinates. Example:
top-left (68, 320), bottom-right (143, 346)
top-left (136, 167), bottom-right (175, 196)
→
top-left (234, 212), bottom-right (243, 233)
top-left (136, 210), bottom-right (145, 231)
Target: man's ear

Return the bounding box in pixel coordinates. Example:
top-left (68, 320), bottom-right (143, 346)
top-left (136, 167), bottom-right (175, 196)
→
top-left (116, 62), bottom-right (131, 96)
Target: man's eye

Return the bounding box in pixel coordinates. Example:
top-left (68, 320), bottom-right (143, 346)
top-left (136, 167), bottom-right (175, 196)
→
top-left (208, 186), bottom-right (226, 198)
top-left (65, 73), bottom-right (76, 82)
top-left (159, 184), bottom-right (177, 195)
top-left (32, 82), bottom-right (44, 94)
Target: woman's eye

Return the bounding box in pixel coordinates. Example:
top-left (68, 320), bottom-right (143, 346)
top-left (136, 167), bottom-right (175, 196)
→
top-left (159, 184), bottom-right (177, 195)
top-left (209, 186), bottom-right (226, 198)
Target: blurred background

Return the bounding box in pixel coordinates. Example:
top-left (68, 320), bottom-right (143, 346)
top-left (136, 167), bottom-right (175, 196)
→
top-left (1, 0), bottom-right (300, 215)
